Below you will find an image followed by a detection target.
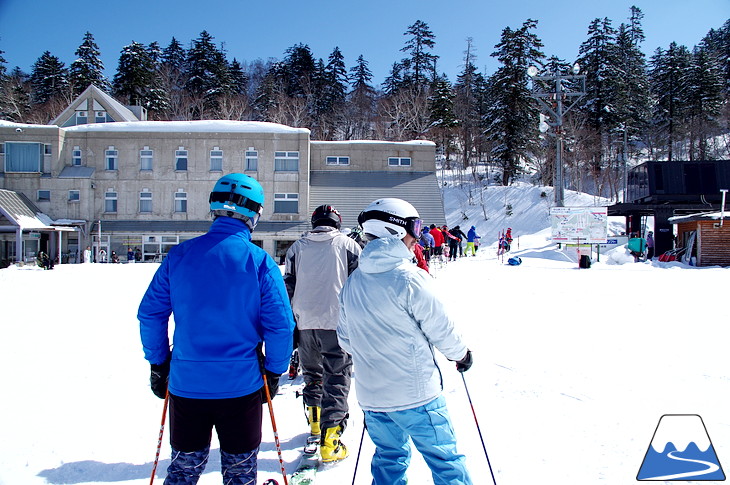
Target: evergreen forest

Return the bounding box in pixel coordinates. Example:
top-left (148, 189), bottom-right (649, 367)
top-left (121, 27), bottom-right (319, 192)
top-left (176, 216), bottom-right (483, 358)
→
top-left (1, 8), bottom-right (729, 195)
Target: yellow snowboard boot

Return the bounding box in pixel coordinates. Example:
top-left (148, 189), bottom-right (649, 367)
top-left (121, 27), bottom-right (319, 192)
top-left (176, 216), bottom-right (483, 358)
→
top-left (320, 426), bottom-right (349, 462)
top-left (307, 406), bottom-right (321, 437)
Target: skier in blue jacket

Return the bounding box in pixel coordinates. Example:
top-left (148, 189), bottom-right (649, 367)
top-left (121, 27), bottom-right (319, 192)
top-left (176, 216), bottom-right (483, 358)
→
top-left (338, 198), bottom-right (473, 485)
top-left (466, 226), bottom-right (480, 256)
top-left (138, 173), bottom-right (295, 485)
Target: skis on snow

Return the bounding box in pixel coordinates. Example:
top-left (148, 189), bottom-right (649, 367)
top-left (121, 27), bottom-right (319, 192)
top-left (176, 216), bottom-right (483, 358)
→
top-left (289, 435), bottom-right (321, 485)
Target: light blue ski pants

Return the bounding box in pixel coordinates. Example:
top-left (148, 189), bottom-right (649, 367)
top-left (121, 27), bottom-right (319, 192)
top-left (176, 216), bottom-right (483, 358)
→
top-left (364, 395), bottom-right (472, 485)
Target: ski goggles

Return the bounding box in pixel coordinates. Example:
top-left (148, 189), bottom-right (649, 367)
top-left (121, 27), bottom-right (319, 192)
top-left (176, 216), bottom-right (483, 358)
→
top-left (209, 191), bottom-right (263, 215)
top-left (358, 210), bottom-right (423, 238)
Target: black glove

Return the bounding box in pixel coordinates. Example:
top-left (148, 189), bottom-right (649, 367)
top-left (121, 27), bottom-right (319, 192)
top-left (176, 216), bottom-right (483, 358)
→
top-left (150, 357), bottom-right (170, 399)
top-left (260, 370), bottom-right (281, 401)
top-left (456, 349), bottom-right (473, 373)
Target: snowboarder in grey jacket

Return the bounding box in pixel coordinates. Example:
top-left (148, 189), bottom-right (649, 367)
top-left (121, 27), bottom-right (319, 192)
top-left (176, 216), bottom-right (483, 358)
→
top-left (284, 204), bottom-right (361, 462)
top-left (338, 198), bottom-right (473, 485)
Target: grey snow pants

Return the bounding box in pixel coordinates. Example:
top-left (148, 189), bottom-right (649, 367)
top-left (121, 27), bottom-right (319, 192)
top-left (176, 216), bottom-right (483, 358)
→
top-left (298, 328), bottom-right (352, 430)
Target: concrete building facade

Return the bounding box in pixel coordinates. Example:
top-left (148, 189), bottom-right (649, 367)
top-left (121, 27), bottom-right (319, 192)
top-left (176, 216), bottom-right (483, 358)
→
top-left (0, 86), bottom-right (445, 266)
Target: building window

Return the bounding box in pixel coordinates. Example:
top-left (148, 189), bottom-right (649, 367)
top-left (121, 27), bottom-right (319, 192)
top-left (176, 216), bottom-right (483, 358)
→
top-left (326, 156), bottom-right (350, 166)
top-left (274, 193), bottom-right (299, 213)
top-left (388, 157), bottom-right (411, 167)
top-left (37, 190), bottom-right (50, 202)
top-left (274, 151), bottom-right (299, 172)
top-left (72, 146), bottom-right (82, 166)
top-left (105, 146), bottom-right (118, 171)
top-left (4, 142), bottom-right (44, 172)
top-left (139, 190), bottom-right (152, 213)
top-left (210, 148), bottom-right (223, 171)
top-left (68, 190), bottom-right (80, 202)
top-left (245, 150), bottom-right (258, 171)
top-left (44, 144), bottom-right (52, 155)
top-left (105, 190), bottom-right (118, 213)
top-left (140, 148), bottom-right (153, 171)
top-left (175, 190), bottom-right (188, 213)
top-left (175, 148), bottom-right (188, 171)
top-left (76, 111), bottom-right (88, 124)
top-left (95, 111), bottom-right (107, 123)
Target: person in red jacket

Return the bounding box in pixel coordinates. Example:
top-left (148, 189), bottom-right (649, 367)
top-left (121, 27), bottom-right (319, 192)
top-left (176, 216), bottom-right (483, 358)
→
top-left (429, 224), bottom-right (444, 262)
top-left (414, 242), bottom-right (430, 273)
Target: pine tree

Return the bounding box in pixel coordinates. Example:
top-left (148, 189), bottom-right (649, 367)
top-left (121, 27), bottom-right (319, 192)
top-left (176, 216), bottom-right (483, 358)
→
top-left (314, 46), bottom-right (349, 139)
top-left (685, 47), bottom-right (724, 160)
top-left (701, 19), bottom-right (730, 99)
top-left (400, 20), bottom-right (438, 90)
top-left (282, 43), bottom-right (317, 98)
top-left (614, 7), bottom-right (650, 139)
top-left (454, 38), bottom-right (481, 168)
top-left (576, 17), bottom-right (624, 176)
top-left (324, 47), bottom-right (348, 108)
top-left (158, 37), bottom-right (188, 120)
top-left (30, 51), bottom-right (69, 105)
top-left (70, 32), bottom-right (111, 95)
top-left (428, 74), bottom-right (457, 165)
top-left (161, 37), bottom-right (188, 89)
top-left (382, 62), bottom-right (405, 96)
top-left (144, 42), bottom-right (171, 118)
top-left (185, 31), bottom-right (218, 96)
top-left (112, 41), bottom-right (155, 106)
top-left (649, 42), bottom-right (692, 160)
top-left (484, 19), bottom-right (545, 186)
top-left (229, 59), bottom-right (248, 96)
top-left (345, 54), bottom-right (376, 139)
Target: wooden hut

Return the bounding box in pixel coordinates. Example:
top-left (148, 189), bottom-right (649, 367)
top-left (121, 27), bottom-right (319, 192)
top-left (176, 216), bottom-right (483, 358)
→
top-left (668, 212), bottom-right (730, 267)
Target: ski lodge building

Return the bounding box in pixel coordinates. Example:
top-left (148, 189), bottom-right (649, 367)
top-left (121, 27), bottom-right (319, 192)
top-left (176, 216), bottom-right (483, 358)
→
top-left (0, 85), bottom-right (446, 266)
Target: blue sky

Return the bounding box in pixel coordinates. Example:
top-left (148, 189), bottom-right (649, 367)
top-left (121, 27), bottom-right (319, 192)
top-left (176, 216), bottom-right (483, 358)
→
top-left (0, 0), bottom-right (727, 86)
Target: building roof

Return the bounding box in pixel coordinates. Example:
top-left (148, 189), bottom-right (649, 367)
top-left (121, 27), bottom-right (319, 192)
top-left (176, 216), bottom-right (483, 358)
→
top-left (63, 119), bottom-right (311, 134)
top-left (0, 189), bottom-right (56, 230)
top-left (50, 84), bottom-right (141, 126)
top-left (669, 211), bottom-right (729, 223)
top-left (59, 166), bottom-right (96, 178)
top-left (309, 171), bottom-right (446, 229)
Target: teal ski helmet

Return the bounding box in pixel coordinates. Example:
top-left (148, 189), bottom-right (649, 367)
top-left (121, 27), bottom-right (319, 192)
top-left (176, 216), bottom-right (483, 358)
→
top-left (209, 173), bottom-right (264, 230)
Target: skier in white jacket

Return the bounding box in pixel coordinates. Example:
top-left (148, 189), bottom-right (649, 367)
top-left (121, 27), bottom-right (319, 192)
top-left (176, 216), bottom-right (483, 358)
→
top-left (338, 198), bottom-right (473, 485)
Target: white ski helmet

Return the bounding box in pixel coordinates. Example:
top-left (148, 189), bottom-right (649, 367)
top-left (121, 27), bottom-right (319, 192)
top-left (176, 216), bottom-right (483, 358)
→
top-left (358, 198), bottom-right (421, 240)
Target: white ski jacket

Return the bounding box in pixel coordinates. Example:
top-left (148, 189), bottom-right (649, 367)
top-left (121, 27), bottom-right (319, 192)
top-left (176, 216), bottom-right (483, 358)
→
top-left (338, 236), bottom-right (468, 412)
top-left (284, 226), bottom-right (361, 331)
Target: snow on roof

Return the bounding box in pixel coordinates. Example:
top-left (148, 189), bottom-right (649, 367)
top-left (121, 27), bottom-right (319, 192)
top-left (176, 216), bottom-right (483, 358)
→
top-left (0, 120), bottom-right (59, 130)
top-left (63, 120), bottom-right (311, 135)
top-left (669, 211), bottom-right (727, 223)
top-left (312, 139), bottom-right (436, 146)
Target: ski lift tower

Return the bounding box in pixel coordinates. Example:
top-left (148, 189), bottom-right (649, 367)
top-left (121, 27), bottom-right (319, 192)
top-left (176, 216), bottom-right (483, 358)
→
top-left (528, 64), bottom-right (586, 207)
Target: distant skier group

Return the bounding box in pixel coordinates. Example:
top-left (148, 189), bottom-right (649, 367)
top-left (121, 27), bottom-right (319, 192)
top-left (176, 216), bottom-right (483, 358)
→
top-left (138, 173), bottom-right (475, 485)
top-left (419, 224), bottom-right (482, 269)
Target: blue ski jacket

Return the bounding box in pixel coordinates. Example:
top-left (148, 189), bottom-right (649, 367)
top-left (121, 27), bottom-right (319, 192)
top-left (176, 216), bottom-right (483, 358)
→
top-left (138, 217), bottom-right (295, 399)
top-left (467, 226), bottom-right (480, 243)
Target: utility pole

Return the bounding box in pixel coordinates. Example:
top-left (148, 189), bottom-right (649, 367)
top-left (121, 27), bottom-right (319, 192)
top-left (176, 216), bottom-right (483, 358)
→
top-left (528, 65), bottom-right (586, 207)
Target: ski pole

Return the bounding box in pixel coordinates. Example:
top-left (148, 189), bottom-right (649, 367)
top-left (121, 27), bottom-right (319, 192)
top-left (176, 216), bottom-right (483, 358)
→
top-left (263, 373), bottom-right (289, 485)
top-left (149, 390), bottom-right (169, 485)
top-left (351, 415), bottom-right (367, 485)
top-left (461, 373), bottom-right (497, 485)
